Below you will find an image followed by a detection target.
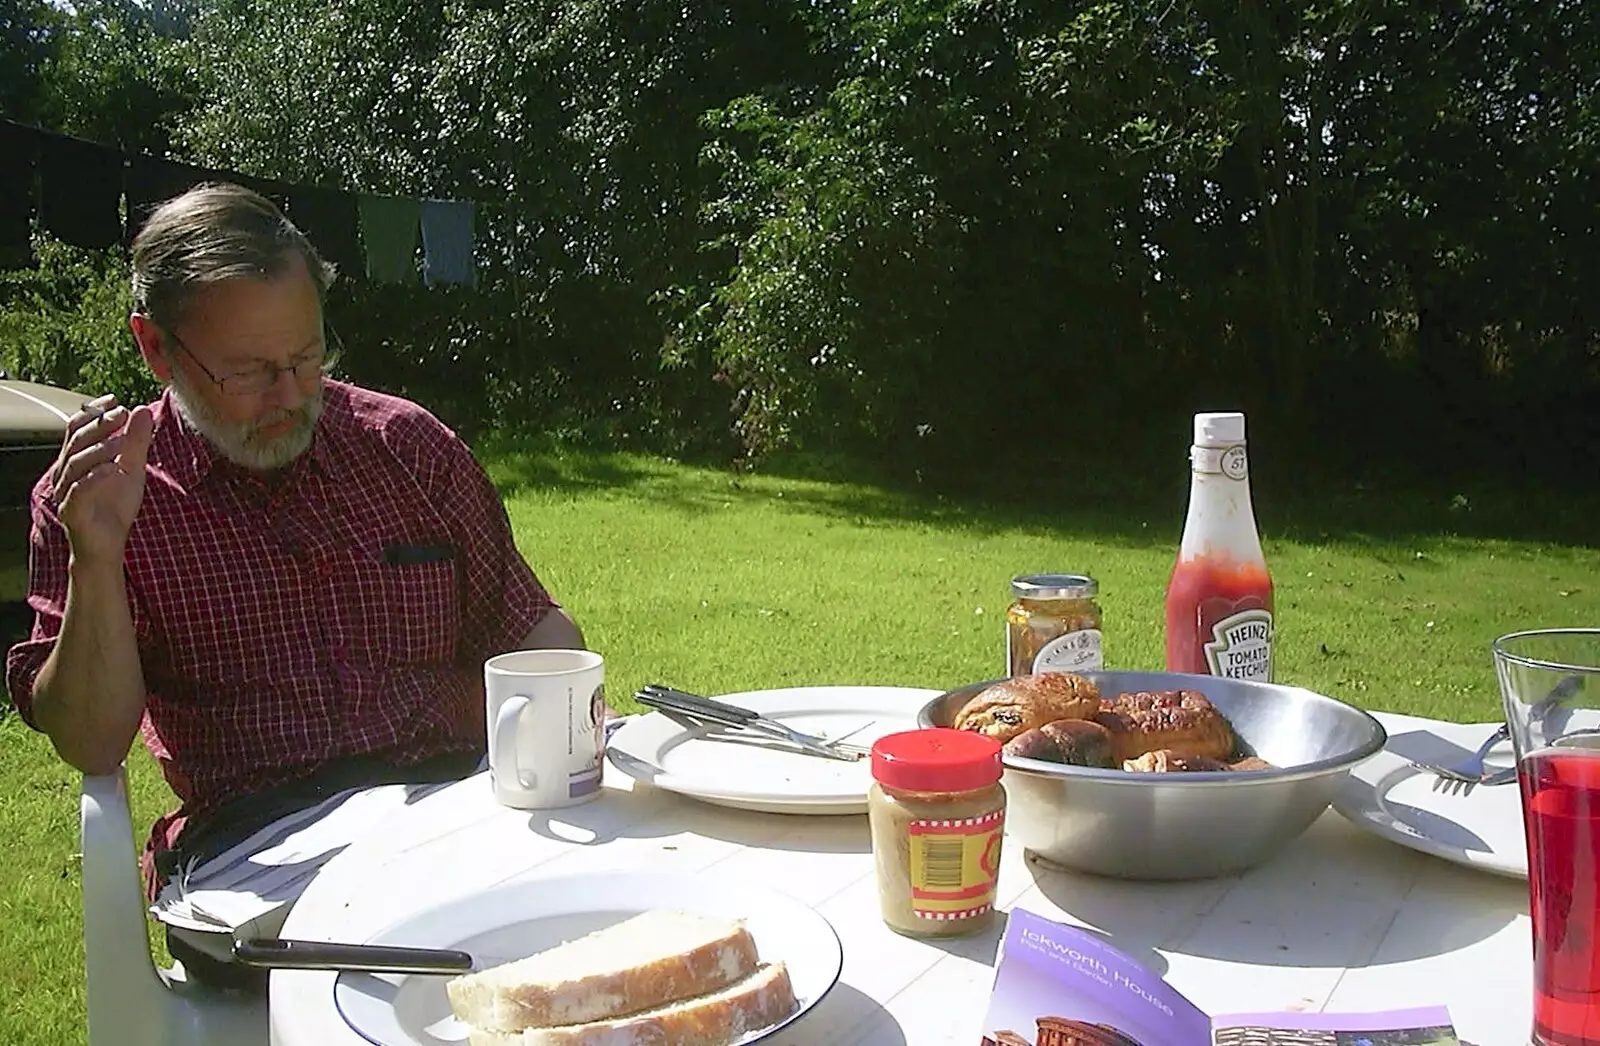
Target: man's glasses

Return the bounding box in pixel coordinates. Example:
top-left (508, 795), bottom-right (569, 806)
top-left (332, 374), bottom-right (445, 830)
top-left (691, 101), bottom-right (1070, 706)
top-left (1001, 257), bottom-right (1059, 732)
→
top-left (165, 326), bottom-right (343, 396)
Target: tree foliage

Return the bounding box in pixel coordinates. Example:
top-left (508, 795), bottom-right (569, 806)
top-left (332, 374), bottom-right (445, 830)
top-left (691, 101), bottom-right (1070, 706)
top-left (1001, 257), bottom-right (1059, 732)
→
top-left (2, 0), bottom-right (1596, 478)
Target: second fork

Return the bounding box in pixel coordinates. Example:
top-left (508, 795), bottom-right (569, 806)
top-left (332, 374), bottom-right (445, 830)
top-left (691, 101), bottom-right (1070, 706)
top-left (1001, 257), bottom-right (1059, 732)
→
top-left (1411, 722), bottom-right (1509, 779)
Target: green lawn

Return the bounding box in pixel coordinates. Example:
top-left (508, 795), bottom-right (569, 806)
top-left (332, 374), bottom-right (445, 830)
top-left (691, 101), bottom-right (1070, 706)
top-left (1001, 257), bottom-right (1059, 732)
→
top-left (1, 441), bottom-right (1595, 1044)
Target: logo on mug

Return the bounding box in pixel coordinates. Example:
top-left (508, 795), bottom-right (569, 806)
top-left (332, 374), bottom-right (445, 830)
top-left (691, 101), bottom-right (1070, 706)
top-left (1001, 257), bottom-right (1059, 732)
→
top-left (568, 683), bottom-right (608, 798)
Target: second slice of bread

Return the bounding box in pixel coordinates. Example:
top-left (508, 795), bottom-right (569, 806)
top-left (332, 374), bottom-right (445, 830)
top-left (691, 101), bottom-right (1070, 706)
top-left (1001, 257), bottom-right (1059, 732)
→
top-left (447, 909), bottom-right (760, 1032)
top-left (466, 961), bottom-right (799, 1046)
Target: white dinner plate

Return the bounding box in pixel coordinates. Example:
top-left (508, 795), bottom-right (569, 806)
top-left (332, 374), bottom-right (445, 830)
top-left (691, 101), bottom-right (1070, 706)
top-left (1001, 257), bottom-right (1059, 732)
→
top-left (606, 685), bottom-right (941, 815)
top-left (1332, 717), bottom-right (1528, 879)
top-left (332, 869), bottom-right (843, 1046)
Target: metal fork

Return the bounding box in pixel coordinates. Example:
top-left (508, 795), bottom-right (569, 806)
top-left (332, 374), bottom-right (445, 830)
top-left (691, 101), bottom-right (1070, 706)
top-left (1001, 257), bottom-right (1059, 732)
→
top-left (1423, 764), bottom-right (1519, 796)
top-left (636, 685), bottom-right (873, 761)
top-left (1408, 676), bottom-right (1583, 795)
top-left (1410, 722), bottom-right (1516, 795)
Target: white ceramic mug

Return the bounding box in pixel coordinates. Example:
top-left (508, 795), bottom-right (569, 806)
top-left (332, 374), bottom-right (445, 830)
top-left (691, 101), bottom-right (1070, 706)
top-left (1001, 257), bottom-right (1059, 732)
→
top-left (484, 648), bottom-right (606, 809)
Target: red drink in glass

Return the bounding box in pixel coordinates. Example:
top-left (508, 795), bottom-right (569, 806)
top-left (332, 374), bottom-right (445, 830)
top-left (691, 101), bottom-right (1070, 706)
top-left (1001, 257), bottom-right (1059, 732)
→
top-left (1522, 745), bottom-right (1600, 1045)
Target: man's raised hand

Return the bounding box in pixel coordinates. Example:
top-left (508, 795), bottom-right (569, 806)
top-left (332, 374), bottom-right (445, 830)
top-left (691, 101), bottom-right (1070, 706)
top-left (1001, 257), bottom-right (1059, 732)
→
top-left (50, 395), bottom-right (155, 565)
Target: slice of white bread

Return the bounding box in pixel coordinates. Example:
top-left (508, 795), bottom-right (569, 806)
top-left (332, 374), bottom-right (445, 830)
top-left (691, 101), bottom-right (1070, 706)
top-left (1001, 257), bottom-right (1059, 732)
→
top-left (447, 909), bottom-right (760, 1032)
top-left (466, 962), bottom-right (798, 1046)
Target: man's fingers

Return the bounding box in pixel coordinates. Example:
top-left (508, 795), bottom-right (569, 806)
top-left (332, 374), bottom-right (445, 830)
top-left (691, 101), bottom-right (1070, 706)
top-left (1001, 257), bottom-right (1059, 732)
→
top-left (52, 404), bottom-right (153, 509)
top-left (57, 404), bottom-right (129, 463)
top-left (51, 403), bottom-right (132, 490)
top-left (56, 439), bottom-right (124, 494)
top-left (56, 460), bottom-right (123, 511)
top-left (114, 405), bottom-right (155, 472)
top-left (64, 396), bottom-right (120, 443)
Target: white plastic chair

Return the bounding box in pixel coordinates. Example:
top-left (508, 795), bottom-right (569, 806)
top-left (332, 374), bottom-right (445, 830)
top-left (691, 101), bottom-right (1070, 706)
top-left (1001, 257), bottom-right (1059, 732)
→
top-left (80, 766), bottom-right (268, 1046)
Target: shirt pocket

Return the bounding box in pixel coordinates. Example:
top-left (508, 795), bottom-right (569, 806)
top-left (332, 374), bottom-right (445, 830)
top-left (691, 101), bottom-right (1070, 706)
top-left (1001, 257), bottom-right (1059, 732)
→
top-left (347, 550), bottom-right (462, 666)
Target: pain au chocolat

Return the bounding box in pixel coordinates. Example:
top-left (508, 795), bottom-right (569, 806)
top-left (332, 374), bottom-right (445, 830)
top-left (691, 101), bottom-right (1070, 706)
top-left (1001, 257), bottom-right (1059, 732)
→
top-left (1003, 718), bottom-right (1116, 767)
top-left (1093, 689), bottom-right (1236, 763)
top-left (953, 672), bottom-right (1102, 744)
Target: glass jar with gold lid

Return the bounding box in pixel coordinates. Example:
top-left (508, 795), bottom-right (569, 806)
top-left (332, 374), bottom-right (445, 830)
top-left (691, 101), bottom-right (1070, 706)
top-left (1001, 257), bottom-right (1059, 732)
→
top-left (1006, 573), bottom-right (1104, 676)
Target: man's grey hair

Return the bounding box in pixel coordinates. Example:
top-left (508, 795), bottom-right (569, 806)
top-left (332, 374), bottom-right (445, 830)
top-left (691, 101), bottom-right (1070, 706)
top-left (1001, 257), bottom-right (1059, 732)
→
top-left (130, 182), bottom-right (337, 329)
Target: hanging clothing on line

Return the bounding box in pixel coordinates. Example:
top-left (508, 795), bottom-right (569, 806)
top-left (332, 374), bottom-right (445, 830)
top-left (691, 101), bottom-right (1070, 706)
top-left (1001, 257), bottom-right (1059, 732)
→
top-left (38, 133), bottom-right (123, 250)
top-left (234, 174), bottom-right (293, 211)
top-left (359, 194), bottom-right (421, 286)
top-left (124, 155), bottom-right (210, 246)
top-left (286, 186), bottom-right (364, 280)
top-left (1, 117), bottom-right (487, 288)
top-left (420, 199), bottom-right (476, 287)
top-left (0, 122), bottom-right (41, 265)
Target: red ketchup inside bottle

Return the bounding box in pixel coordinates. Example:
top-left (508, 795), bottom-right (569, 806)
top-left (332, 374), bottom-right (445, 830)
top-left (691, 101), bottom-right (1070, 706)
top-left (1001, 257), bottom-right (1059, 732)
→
top-left (1165, 556), bottom-right (1274, 678)
top-left (1163, 411), bottom-right (1275, 682)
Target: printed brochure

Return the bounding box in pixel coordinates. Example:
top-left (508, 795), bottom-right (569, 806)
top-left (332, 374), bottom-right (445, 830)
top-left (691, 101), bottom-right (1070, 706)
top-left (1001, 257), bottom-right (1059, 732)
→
top-left (980, 908), bottom-right (1458, 1046)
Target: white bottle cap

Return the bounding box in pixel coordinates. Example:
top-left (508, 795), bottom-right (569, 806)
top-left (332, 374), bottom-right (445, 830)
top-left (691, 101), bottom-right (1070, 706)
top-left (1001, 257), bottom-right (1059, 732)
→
top-left (1194, 411), bottom-right (1246, 447)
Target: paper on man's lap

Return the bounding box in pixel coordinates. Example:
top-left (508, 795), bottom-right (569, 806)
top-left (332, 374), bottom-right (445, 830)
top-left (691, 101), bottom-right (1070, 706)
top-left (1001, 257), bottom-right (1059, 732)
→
top-left (151, 773), bottom-right (470, 937)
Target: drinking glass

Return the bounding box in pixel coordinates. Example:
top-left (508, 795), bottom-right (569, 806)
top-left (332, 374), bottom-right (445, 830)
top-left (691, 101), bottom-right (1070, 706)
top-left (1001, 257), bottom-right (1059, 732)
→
top-left (1496, 628), bottom-right (1600, 1046)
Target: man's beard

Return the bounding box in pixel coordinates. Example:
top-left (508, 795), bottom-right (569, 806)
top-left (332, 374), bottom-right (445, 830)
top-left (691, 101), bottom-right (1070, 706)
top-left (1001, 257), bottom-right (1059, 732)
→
top-left (168, 369), bottom-right (324, 472)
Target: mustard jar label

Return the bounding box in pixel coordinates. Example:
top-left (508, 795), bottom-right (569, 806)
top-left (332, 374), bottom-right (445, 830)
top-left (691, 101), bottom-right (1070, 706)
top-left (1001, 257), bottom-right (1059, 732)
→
top-left (907, 810), bottom-right (1005, 920)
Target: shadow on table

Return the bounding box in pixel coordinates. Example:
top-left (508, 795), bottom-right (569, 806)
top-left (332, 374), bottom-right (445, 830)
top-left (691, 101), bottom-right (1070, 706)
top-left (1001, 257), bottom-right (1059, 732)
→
top-left (795, 981), bottom-right (909, 1046)
top-left (917, 916), bottom-right (1172, 978)
top-left (1382, 728), bottom-right (1513, 771)
top-left (1020, 833), bottom-right (1524, 969)
top-left (514, 782), bottom-right (872, 854)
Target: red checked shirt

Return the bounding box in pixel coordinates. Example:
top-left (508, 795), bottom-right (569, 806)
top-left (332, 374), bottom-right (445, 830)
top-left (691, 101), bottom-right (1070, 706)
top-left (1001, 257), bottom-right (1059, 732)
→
top-left (7, 380), bottom-right (556, 850)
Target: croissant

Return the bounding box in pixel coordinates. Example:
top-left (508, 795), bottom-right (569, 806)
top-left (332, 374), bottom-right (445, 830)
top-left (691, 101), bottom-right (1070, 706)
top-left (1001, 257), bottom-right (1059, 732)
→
top-left (1003, 718), bottom-right (1116, 767)
top-left (1094, 689), bottom-right (1236, 763)
top-left (954, 673), bottom-right (1102, 744)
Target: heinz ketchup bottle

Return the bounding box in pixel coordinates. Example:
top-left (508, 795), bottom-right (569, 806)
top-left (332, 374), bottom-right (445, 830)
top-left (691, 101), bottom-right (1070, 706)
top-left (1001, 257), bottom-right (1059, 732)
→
top-left (1164, 411), bottom-right (1275, 682)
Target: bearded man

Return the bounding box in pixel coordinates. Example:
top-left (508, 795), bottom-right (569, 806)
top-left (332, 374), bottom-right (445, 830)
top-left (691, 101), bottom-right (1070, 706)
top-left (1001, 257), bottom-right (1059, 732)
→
top-left (5, 183), bottom-right (583, 987)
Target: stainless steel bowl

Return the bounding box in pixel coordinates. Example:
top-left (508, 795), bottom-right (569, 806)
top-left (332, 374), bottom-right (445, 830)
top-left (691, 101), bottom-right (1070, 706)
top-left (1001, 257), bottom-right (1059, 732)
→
top-left (917, 670), bottom-right (1387, 880)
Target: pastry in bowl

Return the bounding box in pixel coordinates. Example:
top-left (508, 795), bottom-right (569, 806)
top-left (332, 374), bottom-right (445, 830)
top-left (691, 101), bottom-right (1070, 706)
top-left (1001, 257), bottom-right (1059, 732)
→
top-left (1094, 689), bottom-right (1236, 763)
top-left (1003, 719), bottom-right (1116, 768)
top-left (954, 676), bottom-right (1272, 774)
top-left (1122, 750), bottom-right (1231, 773)
top-left (953, 672), bottom-right (1102, 744)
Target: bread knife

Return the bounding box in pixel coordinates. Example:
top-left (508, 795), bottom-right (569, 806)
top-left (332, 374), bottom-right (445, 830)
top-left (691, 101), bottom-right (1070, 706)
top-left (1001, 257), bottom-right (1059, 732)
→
top-left (233, 937), bottom-right (479, 974)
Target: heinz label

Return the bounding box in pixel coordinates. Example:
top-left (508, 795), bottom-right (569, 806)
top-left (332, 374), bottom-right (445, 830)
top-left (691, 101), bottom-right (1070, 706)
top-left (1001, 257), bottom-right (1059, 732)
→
top-left (1202, 607), bottom-right (1274, 683)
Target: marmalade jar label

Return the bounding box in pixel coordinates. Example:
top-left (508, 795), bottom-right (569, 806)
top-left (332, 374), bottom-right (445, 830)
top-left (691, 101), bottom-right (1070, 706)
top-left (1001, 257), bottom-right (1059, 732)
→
top-left (1032, 628), bottom-right (1104, 673)
top-left (1202, 607), bottom-right (1274, 682)
top-left (907, 810), bottom-right (1005, 920)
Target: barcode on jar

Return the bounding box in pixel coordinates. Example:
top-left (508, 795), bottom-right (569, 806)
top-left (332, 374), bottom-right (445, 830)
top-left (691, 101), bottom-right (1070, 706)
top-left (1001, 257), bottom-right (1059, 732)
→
top-left (907, 811), bottom-right (1004, 919)
top-left (918, 838), bottom-right (965, 889)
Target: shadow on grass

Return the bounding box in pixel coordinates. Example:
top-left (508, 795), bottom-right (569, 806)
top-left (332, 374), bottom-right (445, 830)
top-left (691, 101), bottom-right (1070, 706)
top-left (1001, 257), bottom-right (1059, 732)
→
top-left (477, 433), bottom-right (665, 499)
top-left (475, 430), bottom-right (1600, 555)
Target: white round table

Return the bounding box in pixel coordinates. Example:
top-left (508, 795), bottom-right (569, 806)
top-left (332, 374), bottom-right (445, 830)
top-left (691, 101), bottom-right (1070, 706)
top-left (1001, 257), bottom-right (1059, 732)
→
top-left (268, 712), bottom-right (1534, 1045)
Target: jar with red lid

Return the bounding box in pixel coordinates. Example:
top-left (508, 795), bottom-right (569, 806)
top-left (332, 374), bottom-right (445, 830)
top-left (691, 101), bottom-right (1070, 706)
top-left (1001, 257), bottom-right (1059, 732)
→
top-left (867, 728), bottom-right (1007, 938)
